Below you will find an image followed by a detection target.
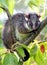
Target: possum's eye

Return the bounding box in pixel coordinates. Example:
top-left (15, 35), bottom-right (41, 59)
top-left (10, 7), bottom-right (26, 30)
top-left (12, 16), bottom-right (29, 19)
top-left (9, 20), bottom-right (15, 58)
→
top-left (35, 22), bottom-right (38, 27)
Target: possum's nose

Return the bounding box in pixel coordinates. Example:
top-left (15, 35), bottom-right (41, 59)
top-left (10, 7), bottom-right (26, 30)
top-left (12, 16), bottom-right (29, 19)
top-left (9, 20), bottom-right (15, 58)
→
top-left (33, 25), bottom-right (36, 30)
top-left (25, 17), bottom-right (28, 21)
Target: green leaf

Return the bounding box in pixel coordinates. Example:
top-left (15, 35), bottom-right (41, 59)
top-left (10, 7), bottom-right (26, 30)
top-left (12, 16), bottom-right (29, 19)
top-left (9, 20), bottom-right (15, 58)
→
top-left (7, 0), bottom-right (15, 15)
top-left (34, 50), bottom-right (44, 65)
top-left (34, 42), bottom-right (47, 65)
top-left (28, 0), bottom-right (38, 7)
top-left (14, 42), bottom-right (30, 59)
top-left (28, 0), bottom-right (44, 8)
top-left (30, 44), bottom-right (37, 56)
top-left (0, 0), bottom-right (15, 15)
top-left (16, 47), bottom-right (25, 58)
top-left (3, 53), bottom-right (19, 65)
top-left (0, 48), bottom-right (5, 55)
top-left (0, 0), bottom-right (7, 8)
top-left (28, 1), bottom-right (37, 8)
top-left (0, 8), bottom-right (3, 13)
top-left (16, 42), bottom-right (30, 51)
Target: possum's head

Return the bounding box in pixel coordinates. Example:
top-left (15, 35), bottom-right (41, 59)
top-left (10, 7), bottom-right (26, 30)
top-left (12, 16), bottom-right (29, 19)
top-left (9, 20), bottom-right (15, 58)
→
top-left (24, 13), bottom-right (41, 31)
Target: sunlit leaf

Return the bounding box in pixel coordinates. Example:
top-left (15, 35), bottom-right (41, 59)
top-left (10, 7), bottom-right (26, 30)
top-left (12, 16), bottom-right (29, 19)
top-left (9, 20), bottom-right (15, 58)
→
top-left (28, 0), bottom-right (44, 8)
top-left (7, 0), bottom-right (15, 15)
top-left (14, 42), bottom-right (30, 58)
top-left (3, 53), bottom-right (19, 65)
top-left (30, 44), bottom-right (37, 56)
top-left (0, 8), bottom-right (3, 13)
top-left (16, 47), bottom-right (25, 58)
top-left (0, 0), bottom-right (7, 8)
top-left (0, 0), bottom-right (15, 15)
top-left (34, 42), bottom-right (47, 65)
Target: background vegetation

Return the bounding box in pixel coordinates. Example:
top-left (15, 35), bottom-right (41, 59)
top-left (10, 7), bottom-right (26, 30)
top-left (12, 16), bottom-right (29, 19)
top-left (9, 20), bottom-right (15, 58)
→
top-left (0, 0), bottom-right (47, 65)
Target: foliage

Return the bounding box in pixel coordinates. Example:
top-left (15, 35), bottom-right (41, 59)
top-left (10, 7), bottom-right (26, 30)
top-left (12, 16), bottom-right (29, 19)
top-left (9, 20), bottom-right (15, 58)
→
top-left (0, 0), bottom-right (46, 65)
top-left (0, 0), bottom-right (45, 14)
top-left (28, 0), bottom-right (44, 7)
top-left (0, 0), bottom-right (15, 14)
top-left (3, 53), bottom-right (20, 65)
top-left (0, 41), bottom-right (47, 65)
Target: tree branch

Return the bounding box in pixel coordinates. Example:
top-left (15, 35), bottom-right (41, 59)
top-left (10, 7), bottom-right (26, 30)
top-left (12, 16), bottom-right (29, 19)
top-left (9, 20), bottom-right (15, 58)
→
top-left (0, 6), bottom-right (16, 42)
top-left (24, 17), bottom-right (47, 45)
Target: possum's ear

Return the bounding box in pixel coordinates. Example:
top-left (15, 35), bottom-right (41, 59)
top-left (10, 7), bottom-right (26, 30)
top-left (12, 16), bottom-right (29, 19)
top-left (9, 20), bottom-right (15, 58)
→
top-left (36, 14), bottom-right (41, 18)
top-left (24, 14), bottom-right (29, 18)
